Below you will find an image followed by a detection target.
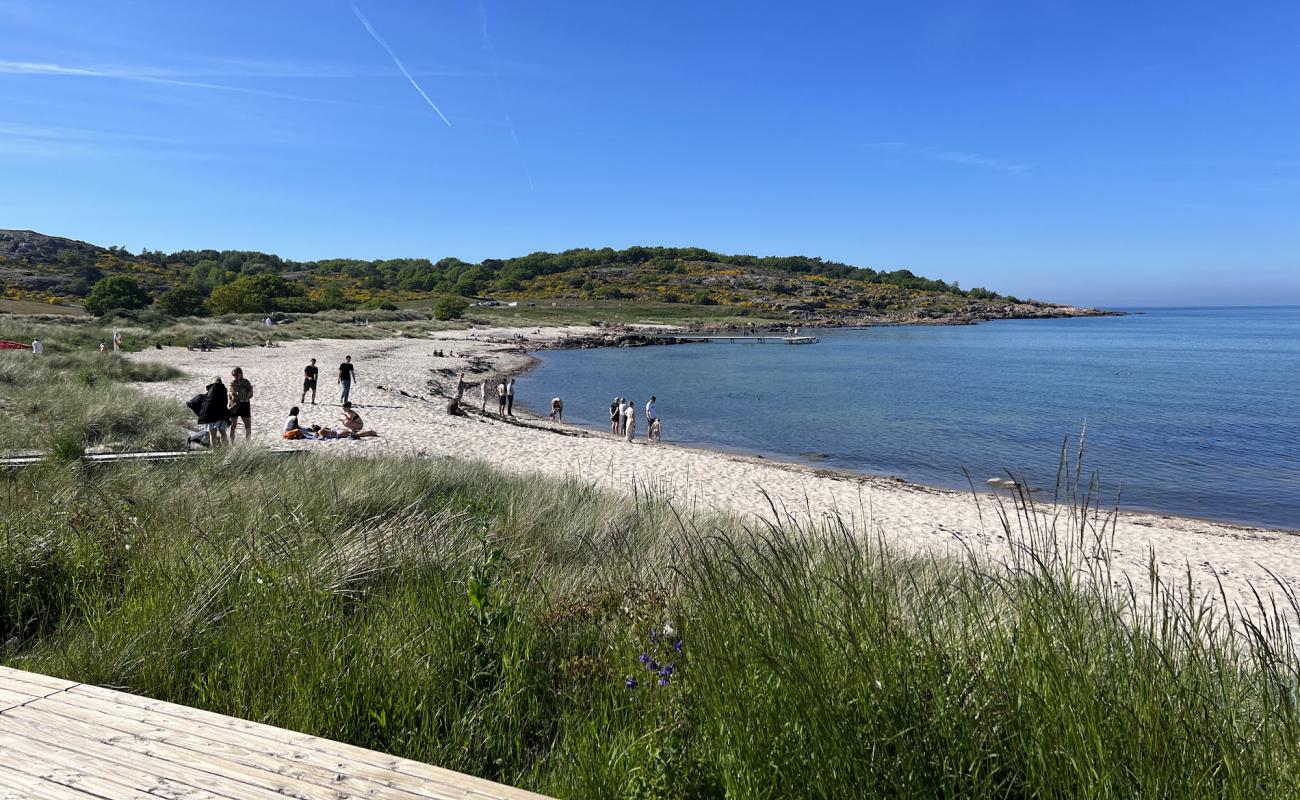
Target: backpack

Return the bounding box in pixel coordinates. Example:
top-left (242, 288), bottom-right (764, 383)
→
top-left (186, 394), bottom-right (205, 415)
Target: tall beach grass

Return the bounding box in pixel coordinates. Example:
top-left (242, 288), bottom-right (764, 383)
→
top-left (2, 451), bottom-right (1298, 797)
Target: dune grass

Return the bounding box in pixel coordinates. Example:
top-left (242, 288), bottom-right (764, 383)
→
top-left (2, 451), bottom-right (1297, 797)
top-left (0, 349), bottom-right (186, 454)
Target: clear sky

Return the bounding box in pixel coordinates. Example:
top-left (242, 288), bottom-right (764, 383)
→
top-left (1, 1), bottom-right (1296, 307)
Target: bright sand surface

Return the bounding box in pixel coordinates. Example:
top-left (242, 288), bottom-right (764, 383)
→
top-left (131, 329), bottom-right (1300, 611)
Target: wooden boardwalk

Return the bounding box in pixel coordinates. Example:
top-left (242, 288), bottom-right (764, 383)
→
top-left (0, 666), bottom-right (552, 800)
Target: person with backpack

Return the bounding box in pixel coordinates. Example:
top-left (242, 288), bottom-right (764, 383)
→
top-left (196, 376), bottom-right (229, 448)
top-left (227, 367), bottom-right (254, 440)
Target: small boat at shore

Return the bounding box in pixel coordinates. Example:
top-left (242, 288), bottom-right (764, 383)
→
top-left (784, 336), bottom-right (819, 345)
top-left (0, 340), bottom-right (31, 350)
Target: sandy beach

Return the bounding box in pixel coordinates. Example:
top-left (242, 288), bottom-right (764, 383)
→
top-left (130, 328), bottom-right (1300, 610)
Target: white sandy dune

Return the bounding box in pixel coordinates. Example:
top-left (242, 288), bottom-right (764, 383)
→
top-left (131, 331), bottom-right (1300, 611)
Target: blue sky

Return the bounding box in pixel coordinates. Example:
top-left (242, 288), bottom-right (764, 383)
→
top-left (0, 1), bottom-right (1296, 306)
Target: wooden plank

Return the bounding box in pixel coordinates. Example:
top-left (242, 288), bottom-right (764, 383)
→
top-left (2, 704), bottom-right (352, 800)
top-left (0, 762), bottom-right (109, 800)
top-left (0, 731), bottom-right (228, 800)
top-left (25, 695), bottom-right (475, 800)
top-left (38, 693), bottom-right (492, 800)
top-left (0, 738), bottom-right (158, 800)
top-left (0, 686), bottom-right (42, 711)
top-left (0, 665), bottom-right (79, 692)
top-left (65, 685), bottom-right (550, 800)
top-left (0, 709), bottom-right (301, 800)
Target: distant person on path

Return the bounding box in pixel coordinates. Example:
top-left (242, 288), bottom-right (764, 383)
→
top-left (455, 373), bottom-right (468, 404)
top-left (611, 397), bottom-right (622, 434)
top-left (227, 367), bottom-right (254, 440)
top-left (479, 378), bottom-right (488, 412)
top-left (283, 406), bottom-right (304, 439)
top-left (99, 340), bottom-right (107, 354)
top-left (623, 399), bottom-right (636, 442)
top-left (301, 358), bottom-right (318, 405)
top-left (338, 356), bottom-right (355, 404)
top-left (197, 375), bottom-right (229, 448)
top-left (30, 339), bottom-right (41, 355)
top-left (497, 379), bottom-right (507, 415)
top-left (112, 329), bottom-right (122, 352)
top-left (506, 378), bottom-right (516, 416)
top-left (550, 397), bottom-right (563, 422)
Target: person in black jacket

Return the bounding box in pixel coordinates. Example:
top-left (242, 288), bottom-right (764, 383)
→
top-left (197, 375), bottom-right (229, 448)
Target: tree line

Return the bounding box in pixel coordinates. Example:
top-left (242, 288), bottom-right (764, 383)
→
top-left (68, 244), bottom-right (1004, 317)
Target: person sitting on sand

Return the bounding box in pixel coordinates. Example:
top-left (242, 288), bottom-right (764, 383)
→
top-left (283, 406), bottom-right (304, 440)
top-left (340, 402), bottom-right (379, 438)
top-left (550, 397), bottom-right (563, 422)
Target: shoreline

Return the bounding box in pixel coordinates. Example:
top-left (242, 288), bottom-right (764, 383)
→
top-left (127, 328), bottom-right (1300, 612)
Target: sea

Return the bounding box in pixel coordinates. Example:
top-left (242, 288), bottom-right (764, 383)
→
top-left (520, 307), bottom-right (1300, 530)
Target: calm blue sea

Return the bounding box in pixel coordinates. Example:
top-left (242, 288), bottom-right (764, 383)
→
top-left (520, 308), bottom-right (1300, 529)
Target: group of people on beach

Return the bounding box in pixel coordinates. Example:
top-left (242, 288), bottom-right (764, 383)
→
top-left (610, 396), bottom-right (661, 443)
top-left (299, 356), bottom-right (356, 405)
top-left (187, 355), bottom-right (378, 448)
top-left (189, 367), bottom-right (256, 448)
top-left (282, 402), bottom-right (377, 441)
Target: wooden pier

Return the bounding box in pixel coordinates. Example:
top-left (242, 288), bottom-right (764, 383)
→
top-left (0, 666), bottom-right (551, 800)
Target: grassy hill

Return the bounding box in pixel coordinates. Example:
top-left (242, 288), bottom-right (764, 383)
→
top-left (0, 229), bottom-right (1098, 323)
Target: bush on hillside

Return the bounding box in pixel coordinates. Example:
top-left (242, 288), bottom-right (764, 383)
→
top-left (84, 276), bottom-right (152, 317)
top-left (433, 296), bottom-right (468, 321)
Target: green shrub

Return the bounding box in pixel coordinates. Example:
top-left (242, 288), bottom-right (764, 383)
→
top-left (433, 296), bottom-right (468, 321)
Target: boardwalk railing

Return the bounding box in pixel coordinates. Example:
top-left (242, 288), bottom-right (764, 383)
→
top-left (0, 666), bottom-right (552, 800)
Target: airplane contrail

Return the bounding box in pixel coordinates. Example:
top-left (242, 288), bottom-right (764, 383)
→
top-left (350, 3), bottom-right (452, 127)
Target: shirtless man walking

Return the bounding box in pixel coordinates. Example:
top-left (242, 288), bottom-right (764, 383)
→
top-left (301, 358), bottom-right (318, 405)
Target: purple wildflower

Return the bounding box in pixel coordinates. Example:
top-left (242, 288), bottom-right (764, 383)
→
top-left (660, 663), bottom-right (674, 676)
top-left (647, 660), bottom-right (660, 672)
top-left (658, 676), bottom-right (670, 686)
top-left (638, 653), bottom-right (650, 664)
top-left (673, 640), bottom-right (683, 652)
top-left (649, 629), bottom-right (660, 642)
top-left (625, 676), bottom-right (638, 689)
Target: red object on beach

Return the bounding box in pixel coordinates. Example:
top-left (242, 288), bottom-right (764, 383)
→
top-left (0, 340), bottom-right (31, 350)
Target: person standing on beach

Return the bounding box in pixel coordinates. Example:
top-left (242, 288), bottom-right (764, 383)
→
top-left (301, 358), bottom-right (318, 405)
top-left (623, 399), bottom-right (636, 442)
top-left (497, 379), bottom-right (507, 415)
top-left (506, 378), bottom-right (516, 416)
top-left (480, 378), bottom-right (488, 412)
top-left (338, 356), bottom-right (355, 404)
top-left (550, 397), bottom-right (563, 422)
top-left (30, 339), bottom-right (41, 356)
top-left (227, 367), bottom-right (254, 440)
top-left (198, 375), bottom-right (229, 448)
top-left (645, 396), bottom-right (659, 441)
top-left (610, 397), bottom-right (622, 435)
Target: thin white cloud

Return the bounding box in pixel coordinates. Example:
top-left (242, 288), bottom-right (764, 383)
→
top-left (351, 3), bottom-right (452, 127)
top-left (0, 120), bottom-right (181, 144)
top-left (0, 59), bottom-right (348, 105)
top-left (863, 141), bottom-right (1029, 173)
